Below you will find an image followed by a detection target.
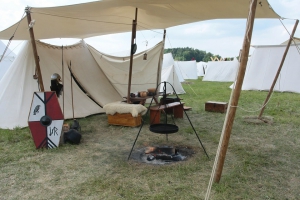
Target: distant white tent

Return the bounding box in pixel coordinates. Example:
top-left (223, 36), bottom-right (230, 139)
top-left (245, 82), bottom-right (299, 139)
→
top-left (203, 59), bottom-right (239, 82)
top-left (197, 61), bottom-right (207, 76)
top-left (174, 60), bottom-right (198, 80)
top-left (0, 40), bottom-right (163, 129)
top-left (160, 65), bottom-right (186, 94)
top-left (162, 53), bottom-right (185, 82)
top-left (162, 53), bottom-right (175, 69)
top-left (0, 41), bottom-right (16, 80)
top-left (161, 53), bottom-right (185, 94)
top-left (232, 44), bottom-right (300, 93)
top-left (280, 37), bottom-right (300, 45)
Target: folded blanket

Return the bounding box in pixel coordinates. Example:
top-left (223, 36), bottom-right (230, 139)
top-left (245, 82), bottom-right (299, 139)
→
top-left (103, 101), bottom-right (147, 117)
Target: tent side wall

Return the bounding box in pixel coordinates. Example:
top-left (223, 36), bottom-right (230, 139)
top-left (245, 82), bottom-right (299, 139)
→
top-left (240, 45), bottom-right (300, 93)
top-left (203, 60), bottom-right (239, 82)
top-left (0, 41), bottom-right (107, 129)
top-left (160, 65), bottom-right (186, 94)
top-left (88, 42), bottom-right (164, 97)
top-left (0, 41), bottom-right (16, 80)
top-left (175, 61), bottom-right (198, 80)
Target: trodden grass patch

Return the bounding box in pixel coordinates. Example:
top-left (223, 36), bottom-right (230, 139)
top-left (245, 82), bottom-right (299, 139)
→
top-left (0, 78), bottom-right (299, 199)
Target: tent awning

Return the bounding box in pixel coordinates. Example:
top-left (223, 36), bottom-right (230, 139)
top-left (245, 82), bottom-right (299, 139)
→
top-left (0, 0), bottom-right (280, 40)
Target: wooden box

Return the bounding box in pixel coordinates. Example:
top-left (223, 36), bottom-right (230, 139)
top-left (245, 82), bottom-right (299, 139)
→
top-left (107, 113), bottom-right (142, 127)
top-left (205, 101), bottom-right (228, 113)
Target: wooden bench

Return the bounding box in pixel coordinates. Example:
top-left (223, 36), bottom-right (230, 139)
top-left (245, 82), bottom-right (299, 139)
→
top-left (149, 102), bottom-right (184, 124)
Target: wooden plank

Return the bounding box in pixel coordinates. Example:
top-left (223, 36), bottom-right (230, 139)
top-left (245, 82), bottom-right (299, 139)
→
top-left (150, 102), bottom-right (182, 110)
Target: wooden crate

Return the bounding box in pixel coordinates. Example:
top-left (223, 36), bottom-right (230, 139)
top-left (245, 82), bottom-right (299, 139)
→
top-left (205, 101), bottom-right (228, 113)
top-left (107, 113), bottom-right (142, 127)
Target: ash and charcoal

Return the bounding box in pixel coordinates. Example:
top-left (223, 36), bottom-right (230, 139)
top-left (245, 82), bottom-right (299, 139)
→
top-left (130, 146), bottom-right (195, 165)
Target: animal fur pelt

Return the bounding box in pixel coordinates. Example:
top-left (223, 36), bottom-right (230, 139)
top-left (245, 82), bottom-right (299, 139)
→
top-left (103, 101), bottom-right (147, 117)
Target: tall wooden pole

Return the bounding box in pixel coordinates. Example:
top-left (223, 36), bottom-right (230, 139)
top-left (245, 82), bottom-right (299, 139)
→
top-left (69, 64), bottom-right (75, 120)
top-left (214, 0), bottom-right (258, 183)
top-left (258, 19), bottom-right (299, 118)
top-left (62, 46), bottom-right (65, 117)
top-left (156, 29), bottom-right (166, 87)
top-left (127, 8), bottom-right (138, 103)
top-left (25, 7), bottom-right (44, 91)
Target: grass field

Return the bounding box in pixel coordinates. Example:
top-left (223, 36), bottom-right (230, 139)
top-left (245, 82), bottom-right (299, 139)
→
top-left (1, 78), bottom-right (300, 199)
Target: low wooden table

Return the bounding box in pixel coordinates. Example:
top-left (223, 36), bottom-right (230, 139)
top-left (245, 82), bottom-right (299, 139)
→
top-left (149, 102), bottom-right (184, 124)
top-left (126, 96), bottom-right (159, 105)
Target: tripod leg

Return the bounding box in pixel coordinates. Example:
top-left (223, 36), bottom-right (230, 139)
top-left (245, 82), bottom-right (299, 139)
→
top-left (183, 109), bottom-right (209, 159)
top-left (127, 120), bottom-right (145, 160)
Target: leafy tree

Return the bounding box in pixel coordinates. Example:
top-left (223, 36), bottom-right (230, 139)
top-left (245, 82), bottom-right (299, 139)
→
top-left (164, 47), bottom-right (223, 62)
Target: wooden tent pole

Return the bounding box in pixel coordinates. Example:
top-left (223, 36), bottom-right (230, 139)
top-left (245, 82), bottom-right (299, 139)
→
top-left (213, 0), bottom-right (257, 183)
top-left (127, 8), bottom-right (138, 103)
top-left (69, 63), bottom-right (75, 120)
top-left (258, 19), bottom-right (299, 118)
top-left (156, 29), bottom-right (166, 87)
top-left (25, 7), bottom-right (44, 92)
top-left (62, 46), bottom-right (65, 117)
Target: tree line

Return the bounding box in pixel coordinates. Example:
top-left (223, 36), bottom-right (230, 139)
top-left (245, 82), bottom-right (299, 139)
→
top-left (164, 47), bottom-right (234, 62)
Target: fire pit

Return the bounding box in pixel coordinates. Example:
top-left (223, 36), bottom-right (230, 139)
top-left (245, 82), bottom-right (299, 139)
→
top-left (130, 146), bottom-right (195, 165)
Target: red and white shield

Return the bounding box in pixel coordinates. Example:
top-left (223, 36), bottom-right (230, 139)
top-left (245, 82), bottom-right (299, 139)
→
top-left (28, 91), bottom-right (64, 149)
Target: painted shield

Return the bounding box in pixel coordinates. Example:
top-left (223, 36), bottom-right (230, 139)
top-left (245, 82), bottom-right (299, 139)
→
top-left (28, 92), bottom-right (64, 149)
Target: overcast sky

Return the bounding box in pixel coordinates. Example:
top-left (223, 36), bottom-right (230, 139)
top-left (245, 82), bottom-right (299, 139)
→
top-left (0, 0), bottom-right (299, 58)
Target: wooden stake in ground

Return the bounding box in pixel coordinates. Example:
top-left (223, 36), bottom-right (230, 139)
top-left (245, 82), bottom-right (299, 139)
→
top-left (127, 8), bottom-right (138, 103)
top-left (258, 19), bottom-right (299, 118)
top-left (213, 0), bottom-right (258, 183)
top-left (25, 7), bottom-right (44, 92)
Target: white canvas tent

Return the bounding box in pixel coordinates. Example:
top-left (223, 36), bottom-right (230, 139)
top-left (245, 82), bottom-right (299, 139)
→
top-left (281, 37), bottom-right (300, 45)
top-left (197, 61), bottom-right (207, 77)
top-left (0, 41), bottom-right (16, 80)
top-left (160, 65), bottom-right (186, 95)
top-left (0, 0), bottom-right (281, 130)
top-left (174, 60), bottom-right (198, 80)
top-left (0, 40), bottom-right (163, 129)
top-left (162, 53), bottom-right (185, 83)
top-left (202, 59), bottom-right (239, 82)
top-left (232, 44), bottom-right (300, 93)
top-left (160, 53), bottom-right (185, 94)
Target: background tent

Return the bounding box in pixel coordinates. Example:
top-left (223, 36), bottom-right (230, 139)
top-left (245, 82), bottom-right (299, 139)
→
top-left (0, 40), bottom-right (163, 129)
top-left (0, 40), bottom-right (16, 80)
top-left (233, 44), bottom-right (300, 93)
top-left (162, 53), bottom-right (185, 83)
top-left (160, 53), bottom-right (186, 94)
top-left (203, 59), bottom-right (239, 82)
top-left (0, 0), bottom-right (279, 40)
top-left (280, 37), bottom-right (300, 45)
top-left (197, 61), bottom-right (207, 77)
top-left (174, 60), bottom-right (198, 80)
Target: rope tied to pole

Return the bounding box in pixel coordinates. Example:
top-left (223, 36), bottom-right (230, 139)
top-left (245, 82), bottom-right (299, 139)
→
top-left (0, 11), bottom-right (25, 63)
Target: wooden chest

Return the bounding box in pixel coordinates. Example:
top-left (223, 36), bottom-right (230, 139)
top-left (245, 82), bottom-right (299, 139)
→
top-left (107, 113), bottom-right (142, 127)
top-left (205, 101), bottom-right (228, 113)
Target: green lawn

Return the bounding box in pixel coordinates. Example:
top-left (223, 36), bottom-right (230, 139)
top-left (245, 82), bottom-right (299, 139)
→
top-left (1, 78), bottom-right (299, 199)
